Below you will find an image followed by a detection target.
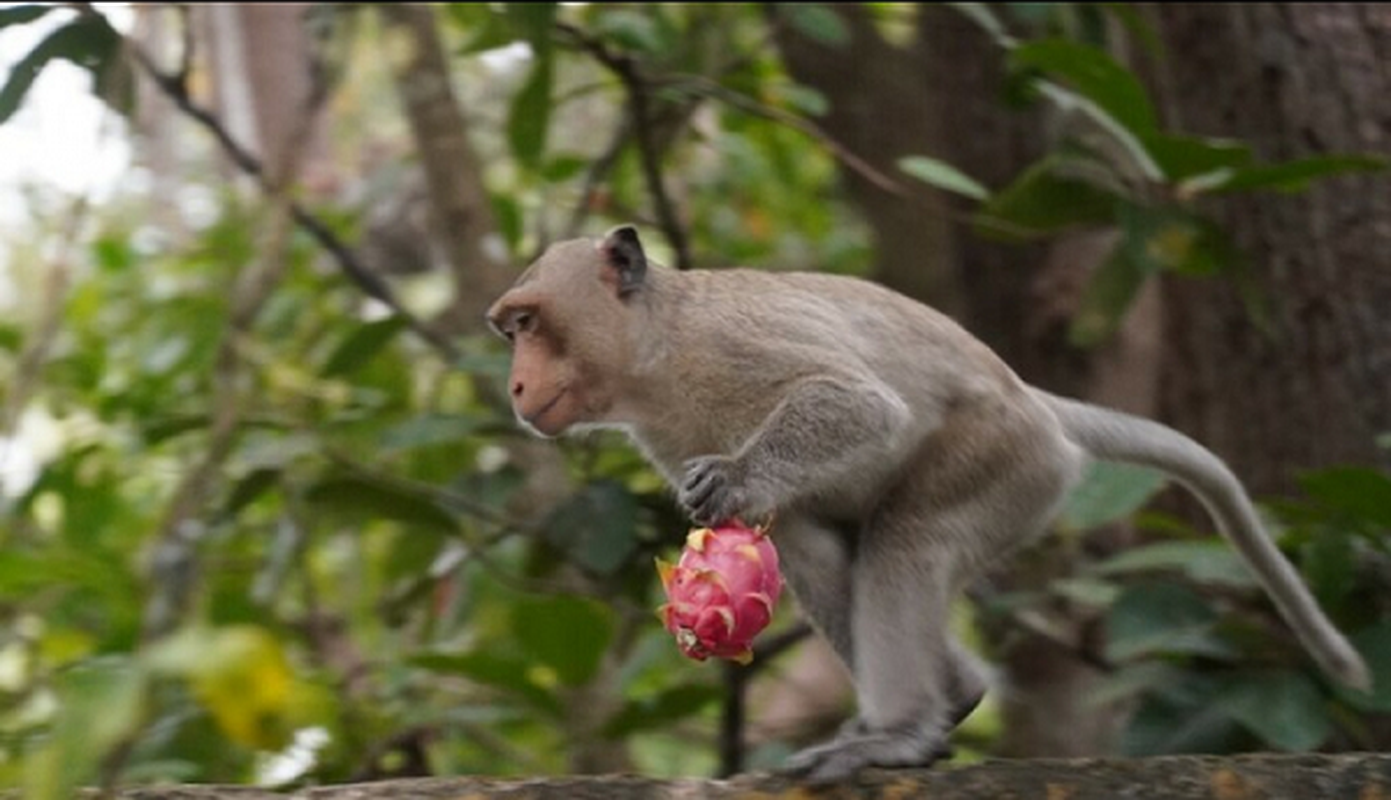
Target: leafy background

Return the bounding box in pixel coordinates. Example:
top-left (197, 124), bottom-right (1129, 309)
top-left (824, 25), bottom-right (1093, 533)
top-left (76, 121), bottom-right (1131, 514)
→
top-left (0, 3), bottom-right (1387, 796)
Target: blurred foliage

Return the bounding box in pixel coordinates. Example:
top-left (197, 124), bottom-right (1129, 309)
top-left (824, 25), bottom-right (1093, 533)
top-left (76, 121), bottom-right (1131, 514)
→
top-left (991, 462), bottom-right (1391, 755)
top-left (0, 2), bottom-right (1386, 795)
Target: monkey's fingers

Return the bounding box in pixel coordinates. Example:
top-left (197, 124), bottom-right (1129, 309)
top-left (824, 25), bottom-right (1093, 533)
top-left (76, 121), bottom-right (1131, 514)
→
top-left (679, 458), bottom-right (728, 517)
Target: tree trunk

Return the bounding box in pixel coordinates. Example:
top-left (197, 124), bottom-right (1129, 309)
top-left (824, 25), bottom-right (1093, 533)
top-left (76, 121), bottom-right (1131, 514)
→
top-left (199, 4), bottom-right (330, 184)
top-left (378, 4), bottom-right (515, 335)
top-left (773, 5), bottom-right (963, 318)
top-left (1154, 3), bottom-right (1391, 494)
top-left (377, 6), bottom-right (627, 773)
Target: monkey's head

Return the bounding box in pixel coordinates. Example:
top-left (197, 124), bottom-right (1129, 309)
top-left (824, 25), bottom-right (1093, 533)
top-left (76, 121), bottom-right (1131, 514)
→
top-left (485, 225), bottom-right (649, 438)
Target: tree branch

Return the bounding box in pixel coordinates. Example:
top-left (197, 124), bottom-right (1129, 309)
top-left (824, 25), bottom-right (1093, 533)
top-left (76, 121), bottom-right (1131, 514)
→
top-left (719, 622), bottom-right (813, 777)
top-left (113, 10), bottom-right (460, 361)
top-left (555, 22), bottom-right (693, 270)
top-left (565, 115), bottom-right (632, 239)
top-left (669, 75), bottom-right (909, 198)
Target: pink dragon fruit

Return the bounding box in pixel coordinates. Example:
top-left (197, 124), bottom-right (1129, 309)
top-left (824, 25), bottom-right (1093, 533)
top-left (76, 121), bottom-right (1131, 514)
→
top-left (657, 522), bottom-right (783, 664)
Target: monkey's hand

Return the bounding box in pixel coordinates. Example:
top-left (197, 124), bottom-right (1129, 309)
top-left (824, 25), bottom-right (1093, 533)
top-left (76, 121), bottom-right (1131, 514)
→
top-left (679, 455), bottom-right (773, 527)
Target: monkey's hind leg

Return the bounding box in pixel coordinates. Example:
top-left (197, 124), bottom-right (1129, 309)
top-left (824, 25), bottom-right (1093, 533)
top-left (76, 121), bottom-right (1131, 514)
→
top-left (784, 513), bottom-right (966, 784)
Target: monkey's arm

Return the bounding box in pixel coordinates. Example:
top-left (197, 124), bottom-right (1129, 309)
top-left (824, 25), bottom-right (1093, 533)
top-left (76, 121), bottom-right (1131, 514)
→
top-left (680, 374), bottom-right (914, 525)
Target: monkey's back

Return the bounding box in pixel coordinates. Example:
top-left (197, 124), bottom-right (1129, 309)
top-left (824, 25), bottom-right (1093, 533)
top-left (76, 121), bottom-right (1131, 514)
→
top-left (669, 267), bottom-right (1022, 406)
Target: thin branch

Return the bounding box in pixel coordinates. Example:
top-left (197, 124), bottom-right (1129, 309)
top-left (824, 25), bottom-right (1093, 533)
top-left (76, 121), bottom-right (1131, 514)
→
top-left (718, 621), bottom-right (814, 777)
top-left (321, 447), bottom-right (534, 534)
top-left (556, 21), bottom-right (693, 270)
top-left (565, 115), bottom-right (632, 239)
top-left (671, 75), bottom-right (907, 197)
top-left (135, 5), bottom-right (330, 643)
top-left (142, 160), bottom-right (301, 642)
top-left (752, 622), bottom-right (815, 663)
top-left (109, 9), bottom-right (460, 361)
top-left (0, 198), bottom-right (84, 444)
top-left (175, 4), bottom-right (193, 87)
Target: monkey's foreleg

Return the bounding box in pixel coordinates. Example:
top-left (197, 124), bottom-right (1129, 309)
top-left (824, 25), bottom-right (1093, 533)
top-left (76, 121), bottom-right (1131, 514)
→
top-left (678, 375), bottom-right (912, 525)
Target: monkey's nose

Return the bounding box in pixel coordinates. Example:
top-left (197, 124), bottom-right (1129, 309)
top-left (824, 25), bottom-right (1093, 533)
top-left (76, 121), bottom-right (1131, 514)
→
top-left (511, 380), bottom-right (525, 399)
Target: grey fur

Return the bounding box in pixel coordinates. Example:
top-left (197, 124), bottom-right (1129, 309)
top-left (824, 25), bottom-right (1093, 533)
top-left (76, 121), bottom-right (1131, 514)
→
top-left (487, 228), bottom-right (1371, 783)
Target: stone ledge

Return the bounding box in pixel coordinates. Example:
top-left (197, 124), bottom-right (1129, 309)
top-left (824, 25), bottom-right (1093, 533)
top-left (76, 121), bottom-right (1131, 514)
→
top-left (99, 753), bottom-right (1391, 799)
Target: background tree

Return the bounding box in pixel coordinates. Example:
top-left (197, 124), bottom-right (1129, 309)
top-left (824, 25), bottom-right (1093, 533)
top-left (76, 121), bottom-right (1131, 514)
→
top-left (0, 4), bottom-right (1386, 796)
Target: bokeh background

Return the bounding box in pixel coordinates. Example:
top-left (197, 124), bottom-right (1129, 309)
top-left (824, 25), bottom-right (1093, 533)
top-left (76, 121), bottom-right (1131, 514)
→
top-left (0, 4), bottom-right (1388, 796)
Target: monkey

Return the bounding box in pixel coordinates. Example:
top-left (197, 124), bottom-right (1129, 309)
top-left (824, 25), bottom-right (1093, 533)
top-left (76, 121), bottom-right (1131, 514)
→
top-left (485, 224), bottom-right (1372, 783)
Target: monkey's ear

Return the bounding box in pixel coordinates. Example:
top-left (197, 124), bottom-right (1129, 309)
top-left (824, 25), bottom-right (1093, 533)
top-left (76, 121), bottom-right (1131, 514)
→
top-left (598, 224), bottom-right (647, 297)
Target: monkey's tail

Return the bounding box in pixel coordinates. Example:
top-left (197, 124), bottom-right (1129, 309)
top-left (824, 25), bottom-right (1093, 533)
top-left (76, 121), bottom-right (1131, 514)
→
top-left (1040, 391), bottom-right (1373, 692)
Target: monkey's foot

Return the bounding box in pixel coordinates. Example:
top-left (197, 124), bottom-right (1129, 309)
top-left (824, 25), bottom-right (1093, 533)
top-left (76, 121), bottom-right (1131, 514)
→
top-left (782, 725), bottom-right (950, 784)
top-left (801, 690), bottom-right (979, 771)
top-left (950, 687), bottom-right (985, 727)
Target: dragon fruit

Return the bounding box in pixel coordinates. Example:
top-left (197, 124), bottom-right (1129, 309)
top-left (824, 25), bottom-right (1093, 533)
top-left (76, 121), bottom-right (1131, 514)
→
top-left (657, 522), bottom-right (783, 664)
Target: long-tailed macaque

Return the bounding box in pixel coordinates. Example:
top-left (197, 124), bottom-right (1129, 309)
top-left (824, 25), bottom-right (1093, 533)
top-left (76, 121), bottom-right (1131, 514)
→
top-left (486, 225), bottom-right (1371, 782)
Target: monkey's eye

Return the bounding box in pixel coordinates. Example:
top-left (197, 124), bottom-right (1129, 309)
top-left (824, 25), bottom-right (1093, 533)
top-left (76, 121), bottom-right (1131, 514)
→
top-left (498, 310), bottom-right (534, 344)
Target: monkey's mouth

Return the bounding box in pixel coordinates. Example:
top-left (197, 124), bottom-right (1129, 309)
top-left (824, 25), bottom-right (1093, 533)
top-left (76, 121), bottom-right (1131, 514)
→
top-left (523, 389), bottom-right (568, 432)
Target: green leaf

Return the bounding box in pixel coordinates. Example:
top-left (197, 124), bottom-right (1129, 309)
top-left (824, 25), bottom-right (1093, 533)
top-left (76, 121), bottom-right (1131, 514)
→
top-left (946, 3), bottom-right (1016, 48)
top-left (975, 158), bottom-right (1118, 241)
top-left (603, 683), bottom-right (722, 737)
top-left (1060, 462), bottom-right (1168, 529)
top-left (321, 316), bottom-right (407, 377)
top-left (781, 83), bottom-right (829, 118)
top-left (1067, 204), bottom-right (1234, 346)
top-left (1105, 582), bottom-right (1236, 662)
top-left (1050, 577), bottom-right (1121, 608)
top-left (93, 234), bottom-right (135, 272)
top-left (412, 650), bottom-right (563, 716)
top-left (1011, 39), bottom-right (1158, 137)
top-left (1121, 205), bottom-right (1230, 277)
top-left (453, 350), bottom-right (513, 379)
top-left (1300, 531), bottom-right (1356, 614)
top-left (0, 15), bottom-right (121, 125)
top-left (1338, 623), bottom-right (1391, 713)
top-left (781, 4), bottom-right (851, 47)
top-left (0, 551), bottom-right (54, 597)
top-left (1094, 540), bottom-right (1258, 589)
top-left (504, 3), bottom-right (558, 52)
top-left (1211, 154), bottom-right (1388, 194)
top-left (0, 4), bottom-right (53, 28)
top-left (304, 475), bottom-right (457, 533)
top-left (222, 468), bottom-right (281, 518)
top-left (593, 9), bottom-right (668, 54)
top-left (1165, 217), bottom-right (1237, 278)
top-left (491, 192), bottom-right (523, 253)
top-left (513, 594), bottom-right (615, 686)
top-left (1123, 687), bottom-right (1246, 756)
top-left (1140, 133), bottom-right (1253, 182)
top-left (451, 5), bottom-right (524, 55)
top-left (1297, 466), bottom-right (1391, 529)
top-left (1216, 670), bottom-right (1332, 751)
top-left (507, 57), bottom-right (553, 170)
top-left (1100, 3), bottom-right (1165, 62)
top-left (1034, 82), bottom-right (1164, 182)
top-left (541, 154), bottom-right (590, 182)
top-left (898, 155), bottom-right (991, 201)
top-left (25, 658), bottom-right (147, 800)
top-left (377, 414), bottom-right (486, 454)
top-left (544, 480), bottom-right (641, 576)
top-left (1090, 661), bottom-right (1187, 707)
top-left (0, 323), bottom-right (21, 352)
